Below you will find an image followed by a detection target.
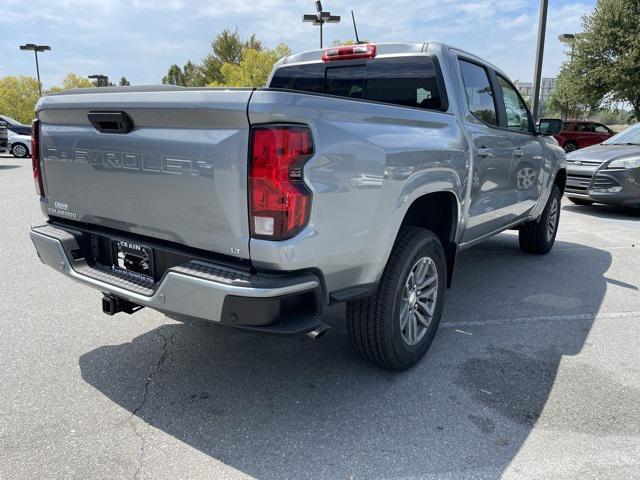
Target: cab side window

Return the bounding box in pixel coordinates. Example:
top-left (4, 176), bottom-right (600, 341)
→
top-left (594, 123), bottom-right (610, 133)
top-left (497, 76), bottom-right (532, 133)
top-left (459, 59), bottom-right (497, 126)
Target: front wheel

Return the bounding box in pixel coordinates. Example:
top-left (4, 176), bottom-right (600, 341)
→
top-left (346, 226), bottom-right (446, 370)
top-left (519, 185), bottom-right (561, 254)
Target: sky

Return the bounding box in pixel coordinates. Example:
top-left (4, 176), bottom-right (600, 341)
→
top-left (0, 0), bottom-right (595, 89)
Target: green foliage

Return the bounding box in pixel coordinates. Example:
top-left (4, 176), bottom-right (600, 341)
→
top-left (547, 62), bottom-right (603, 120)
top-left (0, 76), bottom-right (40, 124)
top-left (161, 29), bottom-right (290, 88)
top-left (550, 0), bottom-right (640, 121)
top-left (211, 45), bottom-right (292, 88)
top-left (45, 73), bottom-right (94, 94)
top-left (595, 107), bottom-right (633, 125)
top-left (118, 76), bottom-right (131, 86)
top-left (162, 64), bottom-right (185, 86)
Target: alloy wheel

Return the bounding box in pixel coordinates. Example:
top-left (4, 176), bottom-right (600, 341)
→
top-left (400, 257), bottom-right (438, 346)
top-left (546, 196), bottom-right (559, 242)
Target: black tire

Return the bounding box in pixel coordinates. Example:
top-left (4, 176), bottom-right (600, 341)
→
top-left (346, 226), bottom-right (447, 370)
top-left (11, 143), bottom-right (29, 158)
top-left (563, 141), bottom-right (578, 153)
top-left (519, 185), bottom-right (561, 254)
top-left (568, 197), bottom-right (593, 206)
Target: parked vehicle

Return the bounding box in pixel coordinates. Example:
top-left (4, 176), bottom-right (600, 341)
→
top-left (8, 130), bottom-right (32, 158)
top-left (29, 42), bottom-right (566, 370)
top-left (0, 120), bottom-right (8, 155)
top-left (0, 115), bottom-right (32, 136)
top-left (566, 122), bottom-right (640, 208)
top-left (555, 121), bottom-right (614, 153)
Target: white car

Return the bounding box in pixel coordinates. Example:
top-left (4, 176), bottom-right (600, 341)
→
top-left (8, 130), bottom-right (31, 158)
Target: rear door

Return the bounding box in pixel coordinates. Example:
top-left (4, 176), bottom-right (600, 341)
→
top-left (38, 88), bottom-right (253, 258)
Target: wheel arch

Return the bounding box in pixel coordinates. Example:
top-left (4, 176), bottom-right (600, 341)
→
top-left (398, 191), bottom-right (459, 288)
top-left (554, 168), bottom-right (567, 194)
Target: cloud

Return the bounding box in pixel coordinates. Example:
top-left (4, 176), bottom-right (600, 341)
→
top-left (0, 0), bottom-right (595, 87)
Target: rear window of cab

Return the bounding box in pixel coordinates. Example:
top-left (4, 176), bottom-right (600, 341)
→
top-left (269, 56), bottom-right (447, 112)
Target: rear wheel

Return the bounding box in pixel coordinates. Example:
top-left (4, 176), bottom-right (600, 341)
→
top-left (519, 185), bottom-right (561, 254)
top-left (563, 141), bottom-right (578, 153)
top-left (346, 226), bottom-right (446, 370)
top-left (568, 197), bottom-right (593, 206)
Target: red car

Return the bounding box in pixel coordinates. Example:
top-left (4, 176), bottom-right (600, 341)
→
top-left (555, 121), bottom-right (614, 153)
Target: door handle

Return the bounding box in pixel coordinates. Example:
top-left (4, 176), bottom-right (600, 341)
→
top-left (477, 147), bottom-right (494, 158)
top-left (513, 148), bottom-right (526, 157)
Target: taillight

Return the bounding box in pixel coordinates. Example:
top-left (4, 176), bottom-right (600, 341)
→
top-left (31, 119), bottom-right (44, 196)
top-left (322, 43), bottom-right (376, 62)
top-left (249, 125), bottom-right (313, 240)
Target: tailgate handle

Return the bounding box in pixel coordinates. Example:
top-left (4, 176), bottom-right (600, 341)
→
top-left (88, 111), bottom-right (134, 134)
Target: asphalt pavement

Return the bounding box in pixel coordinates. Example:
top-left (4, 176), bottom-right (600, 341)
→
top-left (1, 153), bottom-right (639, 479)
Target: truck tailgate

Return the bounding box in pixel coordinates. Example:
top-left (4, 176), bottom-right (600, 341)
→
top-left (37, 88), bottom-right (252, 258)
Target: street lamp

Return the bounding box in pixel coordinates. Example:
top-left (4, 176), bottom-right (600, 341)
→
top-left (88, 74), bottom-right (109, 87)
top-left (303, 1), bottom-right (341, 48)
top-left (559, 33), bottom-right (580, 61)
top-left (19, 43), bottom-right (51, 96)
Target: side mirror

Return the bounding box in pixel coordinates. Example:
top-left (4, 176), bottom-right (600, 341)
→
top-left (538, 118), bottom-right (563, 136)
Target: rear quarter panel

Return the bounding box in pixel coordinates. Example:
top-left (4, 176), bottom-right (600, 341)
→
top-left (248, 89), bottom-right (468, 294)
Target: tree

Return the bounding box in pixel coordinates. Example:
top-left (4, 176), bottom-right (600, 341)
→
top-left (211, 44), bottom-right (292, 88)
top-left (181, 60), bottom-right (202, 87)
top-left (160, 30), bottom-right (290, 88)
top-left (162, 64), bottom-right (185, 86)
top-left (569, 0), bottom-right (640, 120)
top-left (118, 77), bottom-right (131, 86)
top-left (46, 73), bottom-right (94, 94)
top-left (0, 76), bottom-right (40, 124)
top-left (212, 28), bottom-right (245, 65)
top-left (547, 62), bottom-right (603, 120)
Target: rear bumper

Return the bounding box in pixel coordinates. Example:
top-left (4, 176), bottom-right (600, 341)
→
top-left (30, 224), bottom-right (323, 334)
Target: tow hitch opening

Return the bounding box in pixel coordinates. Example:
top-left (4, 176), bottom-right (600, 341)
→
top-left (102, 294), bottom-right (144, 316)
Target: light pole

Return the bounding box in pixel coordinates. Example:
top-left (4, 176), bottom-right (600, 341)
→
top-left (88, 74), bottom-right (109, 87)
top-left (19, 43), bottom-right (51, 96)
top-left (303, 1), bottom-right (341, 48)
top-left (531, 0), bottom-right (548, 123)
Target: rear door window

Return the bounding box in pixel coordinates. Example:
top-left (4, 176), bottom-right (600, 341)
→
top-left (458, 59), bottom-right (497, 126)
top-left (269, 56), bottom-right (446, 111)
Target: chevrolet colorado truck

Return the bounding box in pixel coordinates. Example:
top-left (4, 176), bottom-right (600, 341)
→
top-left (29, 43), bottom-right (566, 370)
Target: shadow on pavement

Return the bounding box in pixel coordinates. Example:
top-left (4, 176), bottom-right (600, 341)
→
top-left (0, 165), bottom-right (21, 170)
top-left (79, 235), bottom-right (611, 479)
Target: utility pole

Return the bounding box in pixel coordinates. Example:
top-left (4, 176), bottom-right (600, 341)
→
top-left (19, 44), bottom-right (51, 96)
top-left (531, 0), bottom-right (548, 123)
top-left (303, 1), bottom-right (341, 48)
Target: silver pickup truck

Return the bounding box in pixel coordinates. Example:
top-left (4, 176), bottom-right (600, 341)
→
top-left (30, 42), bottom-right (566, 370)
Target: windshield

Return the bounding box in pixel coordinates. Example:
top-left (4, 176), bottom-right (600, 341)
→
top-left (0, 115), bottom-right (23, 126)
top-left (604, 122), bottom-right (640, 145)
